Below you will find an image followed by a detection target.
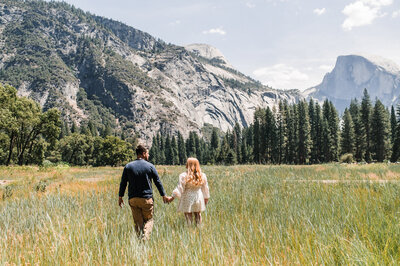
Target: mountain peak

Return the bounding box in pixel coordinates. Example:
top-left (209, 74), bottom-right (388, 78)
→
top-left (184, 43), bottom-right (232, 67)
top-left (304, 54), bottom-right (400, 113)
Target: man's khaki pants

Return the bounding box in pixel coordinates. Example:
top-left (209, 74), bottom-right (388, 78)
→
top-left (128, 197), bottom-right (154, 240)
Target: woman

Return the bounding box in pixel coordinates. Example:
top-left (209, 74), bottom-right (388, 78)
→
top-left (169, 158), bottom-right (210, 225)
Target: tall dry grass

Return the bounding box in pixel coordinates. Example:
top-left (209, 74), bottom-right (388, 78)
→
top-left (1, 164), bottom-right (400, 264)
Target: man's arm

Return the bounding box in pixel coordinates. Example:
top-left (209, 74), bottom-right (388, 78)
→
top-left (150, 165), bottom-right (167, 199)
top-left (118, 167), bottom-right (128, 207)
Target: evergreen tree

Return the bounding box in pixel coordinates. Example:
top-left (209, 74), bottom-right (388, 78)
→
top-left (391, 105), bottom-right (400, 162)
top-left (165, 135), bottom-right (173, 165)
top-left (217, 135), bottom-right (230, 164)
top-left (177, 131), bottom-right (187, 165)
top-left (171, 136), bottom-right (179, 165)
top-left (361, 89), bottom-right (373, 162)
top-left (233, 123), bottom-right (242, 163)
top-left (340, 108), bottom-right (355, 155)
top-left (286, 104), bottom-right (298, 164)
top-left (310, 102), bottom-right (323, 163)
top-left (371, 100), bottom-right (391, 162)
top-left (149, 136), bottom-right (159, 164)
top-left (276, 101), bottom-right (287, 164)
top-left (322, 100), bottom-right (340, 162)
top-left (263, 107), bottom-right (277, 163)
top-left (297, 101), bottom-right (311, 164)
top-left (349, 99), bottom-right (366, 161)
top-left (186, 131), bottom-right (197, 158)
top-left (158, 133), bottom-right (166, 164)
top-left (253, 108), bottom-right (263, 164)
top-left (390, 106), bottom-right (397, 144)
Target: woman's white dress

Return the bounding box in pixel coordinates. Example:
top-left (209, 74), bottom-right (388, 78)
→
top-left (172, 172), bottom-right (210, 213)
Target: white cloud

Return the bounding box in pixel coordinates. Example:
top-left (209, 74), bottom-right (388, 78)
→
top-left (319, 65), bottom-right (333, 71)
top-left (313, 8), bottom-right (326, 16)
top-left (393, 10), bottom-right (400, 18)
top-left (253, 64), bottom-right (309, 89)
top-left (342, 0), bottom-right (393, 31)
top-left (202, 27), bottom-right (226, 35)
top-left (246, 2), bottom-right (256, 8)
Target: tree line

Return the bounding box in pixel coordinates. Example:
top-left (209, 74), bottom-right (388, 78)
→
top-left (2, 83), bottom-right (400, 166)
top-left (150, 89), bottom-right (399, 165)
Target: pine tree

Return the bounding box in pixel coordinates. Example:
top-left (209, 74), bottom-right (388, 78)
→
top-left (310, 102), bottom-right (323, 163)
top-left (286, 104), bottom-right (298, 164)
top-left (340, 108), bottom-right (355, 155)
top-left (217, 135), bottom-right (230, 164)
top-left (158, 133), bottom-right (166, 164)
top-left (390, 106), bottom-right (397, 144)
top-left (391, 105), bottom-right (400, 162)
top-left (171, 136), bottom-right (179, 165)
top-left (349, 99), bottom-right (366, 161)
top-left (177, 131), bottom-right (187, 165)
top-left (233, 123), bottom-right (242, 163)
top-left (297, 101), bottom-right (311, 164)
top-left (149, 136), bottom-right (159, 164)
top-left (253, 109), bottom-right (262, 164)
top-left (186, 131), bottom-right (197, 158)
top-left (276, 101), bottom-right (287, 164)
top-left (263, 107), bottom-right (276, 163)
top-left (371, 100), bottom-right (391, 162)
top-left (165, 136), bottom-right (173, 165)
top-left (322, 100), bottom-right (340, 162)
top-left (361, 89), bottom-right (373, 162)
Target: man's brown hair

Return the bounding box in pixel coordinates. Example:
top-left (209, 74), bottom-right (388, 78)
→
top-left (136, 145), bottom-right (147, 156)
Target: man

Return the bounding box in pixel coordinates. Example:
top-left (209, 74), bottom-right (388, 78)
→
top-left (118, 144), bottom-right (170, 240)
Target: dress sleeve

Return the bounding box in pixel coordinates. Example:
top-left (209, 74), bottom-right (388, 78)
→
top-left (201, 173), bottom-right (210, 199)
top-left (172, 173), bottom-right (186, 199)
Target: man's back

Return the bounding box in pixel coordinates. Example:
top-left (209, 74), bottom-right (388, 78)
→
top-left (118, 159), bottom-right (165, 199)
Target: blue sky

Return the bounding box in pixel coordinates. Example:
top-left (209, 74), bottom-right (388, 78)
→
top-left (56, 0), bottom-right (400, 91)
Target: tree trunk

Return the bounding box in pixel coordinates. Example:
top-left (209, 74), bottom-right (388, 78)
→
top-left (6, 133), bottom-right (15, 166)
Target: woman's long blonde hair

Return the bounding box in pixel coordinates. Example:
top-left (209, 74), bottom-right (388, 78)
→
top-left (185, 158), bottom-right (204, 186)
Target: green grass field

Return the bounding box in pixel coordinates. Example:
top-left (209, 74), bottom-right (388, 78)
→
top-left (1, 164), bottom-right (400, 264)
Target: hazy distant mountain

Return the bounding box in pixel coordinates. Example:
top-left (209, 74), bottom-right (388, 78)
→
top-left (0, 0), bottom-right (299, 143)
top-left (304, 55), bottom-right (400, 113)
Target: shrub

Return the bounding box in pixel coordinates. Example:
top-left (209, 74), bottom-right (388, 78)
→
top-left (340, 153), bottom-right (354, 164)
top-left (35, 180), bottom-right (47, 192)
top-left (2, 185), bottom-right (13, 199)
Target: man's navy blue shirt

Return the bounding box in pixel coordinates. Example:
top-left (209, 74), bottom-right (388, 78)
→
top-left (118, 159), bottom-right (166, 199)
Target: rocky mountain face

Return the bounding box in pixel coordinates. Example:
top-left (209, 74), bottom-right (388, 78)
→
top-left (304, 55), bottom-right (400, 113)
top-left (0, 0), bottom-right (300, 144)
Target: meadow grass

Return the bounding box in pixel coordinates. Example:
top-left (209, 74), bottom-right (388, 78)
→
top-left (1, 163), bottom-right (400, 264)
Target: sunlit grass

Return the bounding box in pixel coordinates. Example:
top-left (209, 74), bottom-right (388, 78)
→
top-left (1, 163), bottom-right (400, 264)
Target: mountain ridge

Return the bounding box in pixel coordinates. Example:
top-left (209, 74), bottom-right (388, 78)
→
top-left (0, 0), bottom-right (300, 144)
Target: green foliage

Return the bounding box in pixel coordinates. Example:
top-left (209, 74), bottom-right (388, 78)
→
top-left (361, 89), bottom-right (373, 162)
top-left (341, 108), bottom-right (355, 155)
top-left (95, 136), bottom-right (134, 166)
top-left (371, 100), bottom-right (391, 162)
top-left (1, 185), bottom-right (14, 200)
top-left (34, 180), bottom-right (47, 193)
top-left (340, 153), bottom-right (354, 163)
top-left (0, 84), bottom-right (61, 165)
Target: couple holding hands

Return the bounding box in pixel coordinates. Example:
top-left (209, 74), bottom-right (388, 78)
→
top-left (118, 145), bottom-right (210, 240)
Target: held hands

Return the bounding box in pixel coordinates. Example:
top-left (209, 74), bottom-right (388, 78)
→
top-left (163, 196), bottom-right (174, 204)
